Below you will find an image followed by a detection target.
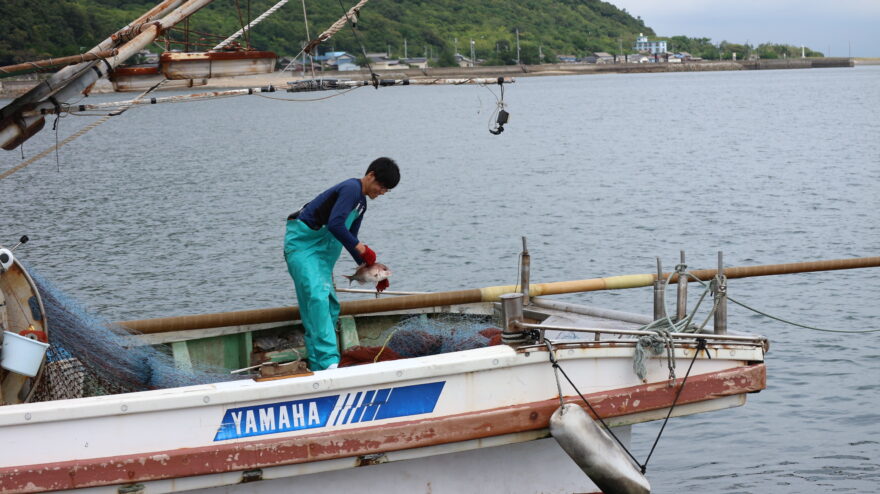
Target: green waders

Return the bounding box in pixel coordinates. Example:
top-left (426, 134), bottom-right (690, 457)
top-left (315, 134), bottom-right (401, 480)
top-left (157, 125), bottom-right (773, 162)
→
top-left (284, 209), bottom-right (360, 370)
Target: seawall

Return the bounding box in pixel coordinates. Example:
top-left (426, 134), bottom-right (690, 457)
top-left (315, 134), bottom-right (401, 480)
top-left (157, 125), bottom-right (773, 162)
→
top-left (0, 58), bottom-right (856, 97)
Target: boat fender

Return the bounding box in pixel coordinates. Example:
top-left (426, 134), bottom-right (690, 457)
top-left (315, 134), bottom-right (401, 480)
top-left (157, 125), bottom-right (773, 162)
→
top-left (550, 404), bottom-right (651, 494)
top-left (0, 248), bottom-right (13, 271)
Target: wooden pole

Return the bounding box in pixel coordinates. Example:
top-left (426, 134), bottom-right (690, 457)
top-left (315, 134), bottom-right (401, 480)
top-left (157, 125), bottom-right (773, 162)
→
top-left (0, 51), bottom-right (119, 78)
top-left (119, 256), bottom-right (880, 334)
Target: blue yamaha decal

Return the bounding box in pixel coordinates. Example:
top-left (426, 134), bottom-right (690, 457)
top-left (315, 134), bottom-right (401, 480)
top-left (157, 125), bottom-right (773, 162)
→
top-left (214, 381), bottom-right (445, 441)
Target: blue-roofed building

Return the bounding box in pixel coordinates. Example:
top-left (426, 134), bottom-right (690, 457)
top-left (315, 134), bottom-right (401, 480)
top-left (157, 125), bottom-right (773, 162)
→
top-left (313, 51), bottom-right (360, 71)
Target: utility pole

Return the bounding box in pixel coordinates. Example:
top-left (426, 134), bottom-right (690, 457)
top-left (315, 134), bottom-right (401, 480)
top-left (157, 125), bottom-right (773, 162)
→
top-left (404, 38), bottom-right (408, 58)
top-left (454, 37), bottom-right (458, 56)
top-left (470, 39), bottom-right (476, 67)
top-left (516, 28), bottom-right (521, 65)
top-left (539, 44), bottom-right (543, 63)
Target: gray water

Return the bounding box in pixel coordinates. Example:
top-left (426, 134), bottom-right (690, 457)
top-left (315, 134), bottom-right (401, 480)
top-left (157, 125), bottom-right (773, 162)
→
top-left (2, 66), bottom-right (879, 493)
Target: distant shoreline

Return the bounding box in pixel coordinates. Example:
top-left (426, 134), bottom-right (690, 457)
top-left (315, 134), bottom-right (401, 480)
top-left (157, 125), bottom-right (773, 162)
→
top-left (0, 57), bottom-right (865, 98)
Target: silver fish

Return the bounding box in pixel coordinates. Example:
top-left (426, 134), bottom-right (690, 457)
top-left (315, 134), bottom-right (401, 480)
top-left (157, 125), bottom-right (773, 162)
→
top-left (343, 263), bottom-right (391, 286)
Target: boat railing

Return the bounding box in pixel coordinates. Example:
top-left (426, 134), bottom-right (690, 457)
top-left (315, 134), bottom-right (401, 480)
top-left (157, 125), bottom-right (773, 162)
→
top-left (516, 321), bottom-right (768, 346)
top-left (498, 291), bottom-right (767, 350)
top-left (336, 288), bottom-right (429, 296)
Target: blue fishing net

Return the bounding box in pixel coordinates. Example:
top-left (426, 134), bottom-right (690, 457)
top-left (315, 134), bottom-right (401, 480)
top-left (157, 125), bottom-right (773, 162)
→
top-left (380, 314), bottom-right (501, 358)
top-left (24, 264), bottom-right (240, 401)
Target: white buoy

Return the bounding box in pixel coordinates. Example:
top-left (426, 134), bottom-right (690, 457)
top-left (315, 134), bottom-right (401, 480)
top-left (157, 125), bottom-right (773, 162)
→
top-left (550, 404), bottom-right (651, 494)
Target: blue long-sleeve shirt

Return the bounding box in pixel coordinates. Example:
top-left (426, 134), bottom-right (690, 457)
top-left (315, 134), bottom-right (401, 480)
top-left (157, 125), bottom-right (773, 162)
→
top-left (294, 178), bottom-right (367, 263)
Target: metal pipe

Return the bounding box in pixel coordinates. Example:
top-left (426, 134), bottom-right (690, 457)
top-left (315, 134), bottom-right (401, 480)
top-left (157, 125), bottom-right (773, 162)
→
top-left (500, 293), bottom-right (526, 345)
top-left (119, 255), bottom-right (880, 334)
top-left (530, 297), bottom-right (653, 325)
top-left (676, 250), bottom-right (688, 321)
top-left (517, 321), bottom-right (765, 345)
top-left (653, 257), bottom-right (666, 320)
top-left (24, 87), bottom-right (279, 116)
top-left (335, 288), bottom-right (428, 296)
top-left (520, 236), bottom-right (530, 305)
top-left (714, 251), bottom-right (728, 335)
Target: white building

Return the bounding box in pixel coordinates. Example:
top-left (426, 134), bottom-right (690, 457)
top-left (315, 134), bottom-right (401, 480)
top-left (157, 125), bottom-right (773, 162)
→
top-left (633, 33), bottom-right (667, 55)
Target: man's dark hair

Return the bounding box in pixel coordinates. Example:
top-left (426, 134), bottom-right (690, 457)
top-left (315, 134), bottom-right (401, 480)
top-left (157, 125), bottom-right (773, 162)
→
top-left (367, 157), bottom-right (400, 189)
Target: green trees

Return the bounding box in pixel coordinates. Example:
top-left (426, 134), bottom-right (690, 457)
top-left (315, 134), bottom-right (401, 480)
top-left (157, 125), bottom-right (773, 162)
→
top-left (755, 43), bottom-right (823, 59)
top-left (1, 0), bottom-right (651, 65)
top-left (0, 0), bottom-right (826, 68)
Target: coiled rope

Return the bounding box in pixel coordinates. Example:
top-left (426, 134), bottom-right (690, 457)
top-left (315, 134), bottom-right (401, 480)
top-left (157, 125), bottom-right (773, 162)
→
top-left (632, 265), bottom-right (718, 382)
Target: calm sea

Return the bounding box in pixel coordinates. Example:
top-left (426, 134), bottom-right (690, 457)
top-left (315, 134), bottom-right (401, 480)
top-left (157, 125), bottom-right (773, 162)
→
top-left (2, 65), bottom-right (879, 493)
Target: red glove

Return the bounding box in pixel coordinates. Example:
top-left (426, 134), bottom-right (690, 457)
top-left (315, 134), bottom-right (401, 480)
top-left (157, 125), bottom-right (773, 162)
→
top-left (376, 279), bottom-right (390, 293)
top-left (361, 245), bottom-right (376, 266)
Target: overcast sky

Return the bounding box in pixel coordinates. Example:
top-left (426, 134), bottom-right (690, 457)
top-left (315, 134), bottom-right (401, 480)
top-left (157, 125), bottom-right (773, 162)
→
top-left (609, 0), bottom-right (880, 57)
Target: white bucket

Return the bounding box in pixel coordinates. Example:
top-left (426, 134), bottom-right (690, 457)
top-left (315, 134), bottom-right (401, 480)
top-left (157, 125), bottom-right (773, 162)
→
top-left (1, 331), bottom-right (49, 377)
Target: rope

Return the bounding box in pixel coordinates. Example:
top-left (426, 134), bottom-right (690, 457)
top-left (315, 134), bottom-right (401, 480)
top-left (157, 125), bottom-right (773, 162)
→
top-left (547, 337), bottom-right (706, 474)
top-left (0, 80), bottom-right (164, 181)
top-left (640, 338), bottom-right (706, 470)
top-left (256, 85), bottom-right (363, 102)
top-left (373, 326), bottom-right (402, 362)
top-left (213, 0), bottom-right (291, 51)
top-left (687, 273), bottom-right (880, 334)
top-left (233, 0), bottom-right (248, 49)
top-left (304, 0), bottom-right (370, 54)
top-left (332, 0), bottom-right (378, 88)
top-left (632, 269), bottom-right (715, 381)
top-left (545, 340), bottom-right (642, 467)
top-left (0, 115), bottom-right (111, 181)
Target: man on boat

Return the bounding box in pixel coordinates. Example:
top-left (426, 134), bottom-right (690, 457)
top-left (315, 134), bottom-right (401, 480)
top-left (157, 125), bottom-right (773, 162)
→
top-left (284, 157), bottom-right (400, 371)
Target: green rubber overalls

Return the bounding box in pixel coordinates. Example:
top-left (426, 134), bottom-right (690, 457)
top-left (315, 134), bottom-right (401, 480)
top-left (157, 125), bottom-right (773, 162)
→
top-left (284, 209), bottom-right (360, 370)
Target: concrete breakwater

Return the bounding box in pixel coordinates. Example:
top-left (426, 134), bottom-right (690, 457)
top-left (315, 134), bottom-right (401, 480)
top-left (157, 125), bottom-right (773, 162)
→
top-left (0, 58), bottom-right (855, 97)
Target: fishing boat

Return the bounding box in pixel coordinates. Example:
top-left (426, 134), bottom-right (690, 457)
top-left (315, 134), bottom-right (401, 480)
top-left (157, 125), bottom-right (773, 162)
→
top-left (109, 65), bottom-right (208, 92)
top-left (2, 2), bottom-right (878, 493)
top-left (0, 236), bottom-right (784, 493)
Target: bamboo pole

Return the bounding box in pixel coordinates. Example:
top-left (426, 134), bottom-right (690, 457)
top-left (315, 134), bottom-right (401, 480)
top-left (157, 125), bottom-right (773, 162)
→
top-left (119, 256), bottom-right (880, 334)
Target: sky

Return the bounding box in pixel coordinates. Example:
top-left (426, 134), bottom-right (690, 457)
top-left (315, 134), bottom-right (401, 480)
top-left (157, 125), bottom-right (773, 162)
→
top-left (609, 0), bottom-right (880, 57)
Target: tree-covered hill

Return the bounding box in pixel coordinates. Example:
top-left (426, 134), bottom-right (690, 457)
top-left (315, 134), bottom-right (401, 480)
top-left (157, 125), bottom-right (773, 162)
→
top-left (1, 0), bottom-right (654, 65)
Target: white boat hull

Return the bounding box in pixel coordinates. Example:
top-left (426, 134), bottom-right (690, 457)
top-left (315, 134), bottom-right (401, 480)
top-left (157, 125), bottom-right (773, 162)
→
top-left (0, 342), bottom-right (764, 493)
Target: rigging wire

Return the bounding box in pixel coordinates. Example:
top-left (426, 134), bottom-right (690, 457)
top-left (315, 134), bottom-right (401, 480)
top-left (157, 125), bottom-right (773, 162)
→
top-left (234, 0), bottom-right (248, 49)
top-left (0, 80), bottom-right (165, 181)
top-left (257, 85), bottom-right (363, 102)
top-left (683, 274), bottom-right (880, 334)
top-left (334, 0), bottom-right (378, 87)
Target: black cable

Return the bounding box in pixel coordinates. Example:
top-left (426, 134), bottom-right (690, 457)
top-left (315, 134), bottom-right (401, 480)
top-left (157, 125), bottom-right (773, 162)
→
top-left (641, 338), bottom-right (706, 471)
top-left (549, 338), bottom-right (707, 474)
top-left (335, 0), bottom-right (378, 88)
top-left (548, 345), bottom-right (642, 468)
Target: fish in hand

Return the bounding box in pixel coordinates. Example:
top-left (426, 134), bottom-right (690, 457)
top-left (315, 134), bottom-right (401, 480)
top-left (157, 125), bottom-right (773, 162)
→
top-left (343, 263), bottom-right (392, 286)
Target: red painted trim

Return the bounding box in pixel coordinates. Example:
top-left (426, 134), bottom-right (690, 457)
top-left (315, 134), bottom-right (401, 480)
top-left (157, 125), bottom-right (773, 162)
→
top-left (111, 66), bottom-right (161, 76)
top-left (0, 364), bottom-right (764, 493)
